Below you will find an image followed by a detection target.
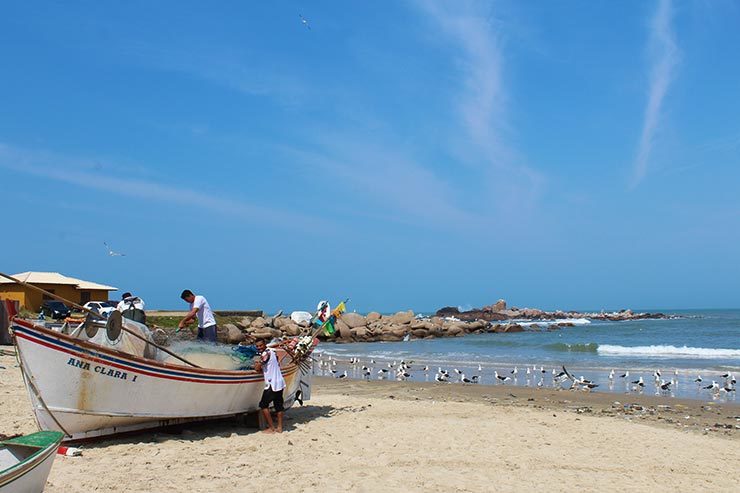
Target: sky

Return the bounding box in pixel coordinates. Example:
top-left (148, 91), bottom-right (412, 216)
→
top-left (1, 0), bottom-right (740, 312)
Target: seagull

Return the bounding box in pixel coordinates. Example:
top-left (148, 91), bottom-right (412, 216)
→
top-left (694, 375), bottom-right (702, 383)
top-left (494, 371), bottom-right (510, 384)
top-left (461, 374), bottom-right (473, 384)
top-left (704, 381), bottom-right (719, 391)
top-left (511, 367), bottom-right (518, 376)
top-left (103, 242), bottom-right (125, 256)
top-left (478, 364), bottom-right (483, 372)
top-left (299, 14), bottom-right (311, 30)
top-left (423, 365), bottom-right (429, 372)
top-left (608, 369), bottom-right (615, 380)
top-left (435, 373), bottom-right (449, 383)
top-left (336, 371), bottom-right (347, 379)
top-left (631, 376), bottom-right (645, 388)
top-left (397, 371), bottom-right (411, 380)
top-left (660, 380), bottom-right (672, 391)
top-left (620, 371), bottom-right (629, 379)
top-left (378, 368), bottom-right (389, 375)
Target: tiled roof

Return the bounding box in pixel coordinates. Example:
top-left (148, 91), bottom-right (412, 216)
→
top-left (0, 272), bottom-right (117, 291)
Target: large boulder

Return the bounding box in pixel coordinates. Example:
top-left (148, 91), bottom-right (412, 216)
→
top-left (366, 312), bottom-right (381, 322)
top-left (445, 324), bottom-right (464, 336)
top-left (412, 328), bottom-right (428, 338)
top-left (502, 323), bottom-right (524, 333)
top-left (389, 310), bottom-right (415, 324)
top-left (250, 317), bottom-right (266, 329)
top-left (352, 327), bottom-right (368, 339)
top-left (521, 308), bottom-right (544, 319)
top-left (342, 312), bottom-right (366, 329)
top-left (390, 325), bottom-right (408, 338)
top-left (435, 306), bottom-right (460, 317)
top-left (252, 330), bottom-right (273, 340)
top-left (336, 318), bottom-right (353, 339)
top-left (223, 323), bottom-right (245, 344)
top-left (492, 299), bottom-right (507, 311)
top-left (283, 323), bottom-right (301, 336)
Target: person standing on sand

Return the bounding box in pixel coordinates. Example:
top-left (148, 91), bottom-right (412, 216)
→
top-left (177, 290), bottom-right (217, 343)
top-left (254, 338), bottom-right (286, 433)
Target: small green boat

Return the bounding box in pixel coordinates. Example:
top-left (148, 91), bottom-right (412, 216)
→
top-left (0, 431), bottom-right (64, 493)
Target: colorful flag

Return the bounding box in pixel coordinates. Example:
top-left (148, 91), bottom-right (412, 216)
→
top-left (332, 301), bottom-right (346, 317)
top-left (323, 317), bottom-right (336, 336)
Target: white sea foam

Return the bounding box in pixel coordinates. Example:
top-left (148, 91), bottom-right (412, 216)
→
top-left (516, 318), bottom-right (592, 327)
top-left (597, 344), bottom-right (740, 359)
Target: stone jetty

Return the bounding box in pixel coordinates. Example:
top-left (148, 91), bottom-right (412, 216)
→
top-left (210, 299), bottom-right (670, 345)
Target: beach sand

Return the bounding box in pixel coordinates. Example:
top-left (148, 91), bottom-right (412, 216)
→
top-left (2, 354), bottom-right (739, 492)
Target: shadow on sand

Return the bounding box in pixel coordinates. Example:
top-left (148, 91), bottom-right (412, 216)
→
top-left (81, 404), bottom-right (336, 449)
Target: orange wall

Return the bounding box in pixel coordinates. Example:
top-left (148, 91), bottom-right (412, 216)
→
top-left (0, 285), bottom-right (114, 311)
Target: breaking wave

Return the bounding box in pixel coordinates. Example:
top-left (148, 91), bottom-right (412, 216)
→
top-left (545, 342), bottom-right (599, 353)
top-left (516, 318), bottom-right (592, 326)
top-left (597, 345), bottom-right (740, 359)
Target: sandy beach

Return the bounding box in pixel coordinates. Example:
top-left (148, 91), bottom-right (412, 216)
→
top-left (2, 353), bottom-right (739, 492)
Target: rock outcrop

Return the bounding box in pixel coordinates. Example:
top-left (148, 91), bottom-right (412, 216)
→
top-left (169, 300), bottom-right (672, 346)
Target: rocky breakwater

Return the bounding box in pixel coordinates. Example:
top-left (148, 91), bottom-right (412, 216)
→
top-left (205, 300), bottom-right (671, 345)
top-left (212, 310), bottom-right (562, 345)
top-left (436, 299), bottom-right (669, 323)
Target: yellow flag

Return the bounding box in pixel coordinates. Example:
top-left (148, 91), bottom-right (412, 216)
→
top-left (333, 301), bottom-right (346, 316)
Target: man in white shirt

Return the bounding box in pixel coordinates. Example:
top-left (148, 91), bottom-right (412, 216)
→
top-left (254, 338), bottom-right (286, 433)
top-left (116, 292), bottom-right (146, 323)
top-left (178, 289), bottom-right (217, 343)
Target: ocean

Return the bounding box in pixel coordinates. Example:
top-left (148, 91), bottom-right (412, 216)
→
top-left (313, 309), bottom-right (740, 401)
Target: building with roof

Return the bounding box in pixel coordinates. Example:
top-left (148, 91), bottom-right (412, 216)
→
top-left (0, 272), bottom-right (117, 311)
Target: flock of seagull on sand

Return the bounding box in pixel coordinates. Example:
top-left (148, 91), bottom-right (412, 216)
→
top-left (314, 354), bottom-right (737, 397)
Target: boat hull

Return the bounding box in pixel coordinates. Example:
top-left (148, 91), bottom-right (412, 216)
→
top-left (0, 431), bottom-right (63, 493)
top-left (11, 320), bottom-right (311, 442)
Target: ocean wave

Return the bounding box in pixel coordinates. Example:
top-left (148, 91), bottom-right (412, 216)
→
top-left (545, 342), bottom-right (599, 353)
top-left (597, 345), bottom-right (740, 359)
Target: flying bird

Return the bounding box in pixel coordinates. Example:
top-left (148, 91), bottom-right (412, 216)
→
top-left (103, 242), bottom-right (125, 257)
top-left (299, 14), bottom-right (311, 30)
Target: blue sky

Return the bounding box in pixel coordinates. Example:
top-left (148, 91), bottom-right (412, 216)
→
top-left (1, 1), bottom-right (739, 312)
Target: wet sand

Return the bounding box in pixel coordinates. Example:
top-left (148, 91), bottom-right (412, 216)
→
top-left (2, 354), bottom-right (739, 492)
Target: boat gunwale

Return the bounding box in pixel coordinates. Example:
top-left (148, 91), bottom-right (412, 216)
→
top-left (0, 432), bottom-right (62, 487)
top-left (11, 317), bottom-right (298, 377)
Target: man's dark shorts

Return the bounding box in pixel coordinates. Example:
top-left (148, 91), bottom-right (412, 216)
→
top-left (259, 387), bottom-right (285, 412)
top-left (197, 325), bottom-right (217, 343)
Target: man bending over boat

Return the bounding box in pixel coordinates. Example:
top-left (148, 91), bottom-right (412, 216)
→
top-left (254, 338), bottom-right (286, 434)
top-left (178, 290), bottom-right (217, 343)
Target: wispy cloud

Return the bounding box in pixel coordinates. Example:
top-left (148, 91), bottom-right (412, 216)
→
top-left (284, 138), bottom-right (477, 228)
top-left (632, 0), bottom-right (680, 187)
top-left (415, 1), bottom-right (544, 208)
top-left (0, 143), bottom-right (322, 229)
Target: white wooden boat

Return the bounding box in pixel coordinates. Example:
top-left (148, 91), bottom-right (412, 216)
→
top-left (0, 431), bottom-right (63, 493)
top-left (11, 318), bottom-right (314, 442)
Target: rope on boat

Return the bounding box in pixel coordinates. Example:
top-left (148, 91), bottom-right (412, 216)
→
top-left (12, 329), bottom-right (73, 438)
